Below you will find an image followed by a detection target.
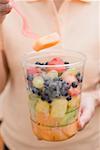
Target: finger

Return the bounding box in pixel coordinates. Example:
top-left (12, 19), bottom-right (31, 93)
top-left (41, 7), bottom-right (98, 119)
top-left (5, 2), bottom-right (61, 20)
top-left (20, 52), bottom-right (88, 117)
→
top-left (77, 107), bottom-right (84, 130)
top-left (0, 0), bottom-right (9, 4)
top-left (79, 108), bottom-right (94, 128)
top-left (0, 3), bottom-right (12, 12)
top-left (0, 8), bottom-right (11, 15)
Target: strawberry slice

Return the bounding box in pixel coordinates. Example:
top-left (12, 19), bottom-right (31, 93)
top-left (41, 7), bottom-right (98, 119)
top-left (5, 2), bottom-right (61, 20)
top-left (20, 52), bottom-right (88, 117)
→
top-left (48, 57), bottom-right (65, 73)
top-left (68, 87), bottom-right (80, 96)
top-left (27, 67), bottom-right (41, 75)
top-left (48, 58), bottom-right (64, 65)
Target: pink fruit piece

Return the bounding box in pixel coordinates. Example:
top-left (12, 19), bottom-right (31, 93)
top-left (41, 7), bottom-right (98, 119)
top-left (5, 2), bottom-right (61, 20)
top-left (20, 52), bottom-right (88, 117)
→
top-left (62, 121), bottom-right (78, 138)
top-left (48, 57), bottom-right (64, 65)
top-left (27, 67), bottom-right (41, 75)
top-left (52, 127), bottom-right (68, 141)
top-left (48, 57), bottom-right (65, 73)
top-left (68, 87), bottom-right (80, 96)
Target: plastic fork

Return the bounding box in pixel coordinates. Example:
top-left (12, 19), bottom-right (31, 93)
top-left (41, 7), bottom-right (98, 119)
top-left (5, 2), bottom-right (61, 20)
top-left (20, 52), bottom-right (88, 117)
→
top-left (10, 0), bottom-right (38, 39)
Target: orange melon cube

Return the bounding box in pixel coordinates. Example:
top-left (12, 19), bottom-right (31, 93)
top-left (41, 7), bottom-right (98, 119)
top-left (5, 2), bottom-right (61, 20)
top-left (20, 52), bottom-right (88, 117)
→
top-left (33, 32), bottom-right (61, 51)
top-left (62, 121), bottom-right (78, 138)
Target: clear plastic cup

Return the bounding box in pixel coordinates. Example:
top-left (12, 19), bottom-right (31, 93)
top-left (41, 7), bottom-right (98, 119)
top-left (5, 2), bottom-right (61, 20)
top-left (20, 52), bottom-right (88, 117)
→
top-left (23, 48), bottom-right (86, 141)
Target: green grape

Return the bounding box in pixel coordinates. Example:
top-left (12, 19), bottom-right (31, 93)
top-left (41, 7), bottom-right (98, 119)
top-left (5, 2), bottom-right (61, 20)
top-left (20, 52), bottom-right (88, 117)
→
top-left (32, 76), bottom-right (44, 89)
top-left (47, 70), bottom-right (58, 79)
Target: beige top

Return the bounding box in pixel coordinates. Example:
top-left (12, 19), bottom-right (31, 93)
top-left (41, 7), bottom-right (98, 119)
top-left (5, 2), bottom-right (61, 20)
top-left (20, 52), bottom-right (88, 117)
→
top-left (0, 0), bottom-right (100, 150)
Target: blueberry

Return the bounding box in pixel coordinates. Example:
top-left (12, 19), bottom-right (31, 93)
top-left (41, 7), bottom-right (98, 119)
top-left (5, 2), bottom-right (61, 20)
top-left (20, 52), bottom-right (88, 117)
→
top-left (56, 92), bottom-right (61, 97)
top-left (45, 62), bottom-right (48, 65)
top-left (62, 91), bottom-right (68, 96)
top-left (41, 97), bottom-right (45, 101)
top-left (66, 95), bottom-right (72, 101)
top-left (44, 80), bottom-right (50, 87)
top-left (32, 87), bottom-right (41, 95)
top-left (77, 76), bottom-right (83, 83)
top-left (40, 63), bottom-right (44, 65)
top-left (53, 87), bottom-right (57, 91)
top-left (59, 78), bottom-right (63, 81)
top-left (27, 75), bottom-right (33, 81)
top-left (62, 81), bottom-right (70, 90)
top-left (47, 99), bottom-right (52, 103)
top-left (76, 72), bottom-right (83, 82)
top-left (76, 72), bottom-right (81, 77)
top-left (66, 83), bottom-right (71, 89)
top-left (64, 92), bottom-right (68, 96)
top-left (35, 62), bottom-right (40, 65)
top-left (41, 95), bottom-right (46, 100)
top-left (35, 62), bottom-right (45, 65)
top-left (41, 94), bottom-right (50, 101)
top-left (44, 84), bottom-right (48, 88)
top-left (72, 82), bottom-right (78, 88)
top-left (41, 93), bottom-right (46, 99)
top-left (37, 91), bottom-right (41, 96)
top-left (64, 62), bottom-right (69, 64)
top-left (32, 87), bottom-right (37, 94)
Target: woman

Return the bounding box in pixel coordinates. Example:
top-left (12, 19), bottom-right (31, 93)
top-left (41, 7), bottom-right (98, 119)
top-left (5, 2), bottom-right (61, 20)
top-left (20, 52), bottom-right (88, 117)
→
top-left (0, 0), bottom-right (100, 150)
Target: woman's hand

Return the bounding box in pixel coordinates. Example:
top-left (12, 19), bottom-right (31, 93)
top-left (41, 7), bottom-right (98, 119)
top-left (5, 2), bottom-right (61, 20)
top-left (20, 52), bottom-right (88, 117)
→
top-left (78, 91), bottom-right (98, 128)
top-left (0, 0), bottom-right (12, 16)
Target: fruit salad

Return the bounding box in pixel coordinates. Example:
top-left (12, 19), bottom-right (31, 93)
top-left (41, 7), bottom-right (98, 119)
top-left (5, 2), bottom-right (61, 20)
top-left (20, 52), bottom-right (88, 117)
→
top-left (26, 57), bottom-right (83, 141)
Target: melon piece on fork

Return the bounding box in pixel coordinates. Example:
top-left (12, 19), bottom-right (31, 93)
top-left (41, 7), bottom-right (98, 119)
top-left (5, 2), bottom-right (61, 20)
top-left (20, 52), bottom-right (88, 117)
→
top-left (33, 32), bottom-right (61, 51)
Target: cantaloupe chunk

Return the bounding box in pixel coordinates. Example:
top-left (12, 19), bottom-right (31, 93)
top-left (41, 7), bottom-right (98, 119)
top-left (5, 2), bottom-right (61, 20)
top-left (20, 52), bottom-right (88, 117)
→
top-left (37, 125), bottom-right (54, 141)
top-left (46, 115), bottom-right (58, 126)
top-left (35, 112), bottom-right (48, 125)
top-left (35, 112), bottom-right (58, 126)
top-left (32, 122), bottom-right (54, 141)
top-left (32, 121), bottom-right (42, 140)
top-left (62, 121), bottom-right (78, 138)
top-left (52, 128), bottom-right (68, 141)
top-left (35, 100), bottom-right (50, 114)
top-left (32, 120), bottom-right (78, 141)
top-left (51, 98), bottom-right (68, 118)
top-left (33, 32), bottom-right (61, 51)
